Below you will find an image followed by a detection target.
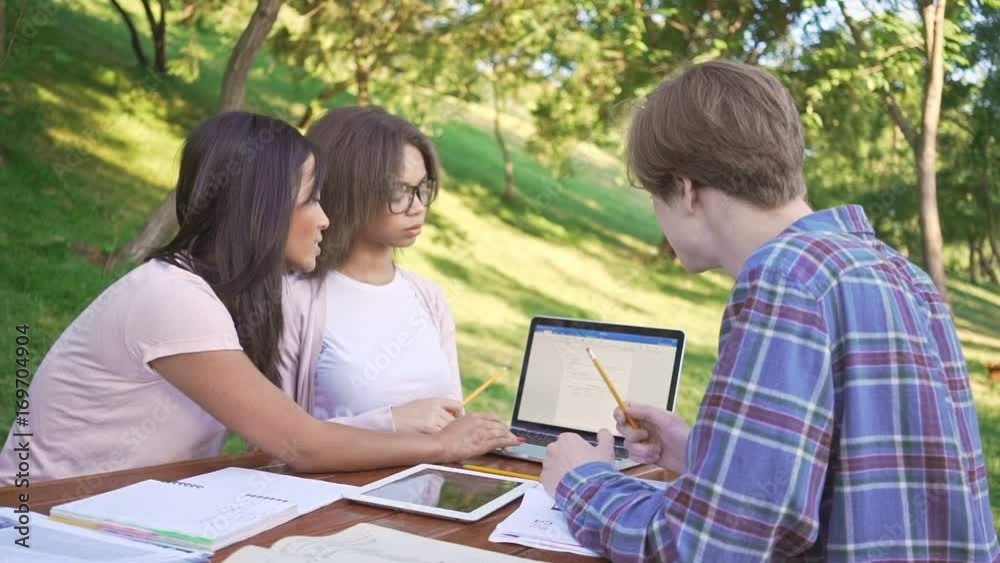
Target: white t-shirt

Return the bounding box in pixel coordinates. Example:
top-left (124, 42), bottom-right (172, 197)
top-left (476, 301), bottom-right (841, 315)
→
top-left (313, 270), bottom-right (456, 430)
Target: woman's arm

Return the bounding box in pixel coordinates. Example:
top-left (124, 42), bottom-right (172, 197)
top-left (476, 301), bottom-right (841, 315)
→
top-left (151, 350), bottom-right (518, 473)
top-left (431, 286), bottom-right (463, 403)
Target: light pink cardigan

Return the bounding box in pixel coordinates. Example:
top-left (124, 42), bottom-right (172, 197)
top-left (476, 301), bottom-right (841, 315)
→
top-left (277, 268), bottom-right (461, 427)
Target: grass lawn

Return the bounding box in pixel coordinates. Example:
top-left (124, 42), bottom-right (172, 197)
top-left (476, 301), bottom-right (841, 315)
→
top-left (2, 0), bottom-right (998, 524)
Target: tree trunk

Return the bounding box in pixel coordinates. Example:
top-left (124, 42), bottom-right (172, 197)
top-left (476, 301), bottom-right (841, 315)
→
top-left (110, 0), bottom-right (149, 69)
top-left (355, 66), bottom-right (371, 106)
top-left (969, 235), bottom-right (979, 284)
top-left (140, 0), bottom-right (167, 74)
top-left (106, 190), bottom-right (178, 270)
top-left (838, 0), bottom-right (948, 300)
top-left (658, 237), bottom-right (676, 260)
top-left (982, 168), bottom-right (1000, 267)
top-left (114, 0), bottom-right (285, 268)
top-left (218, 0), bottom-right (283, 112)
top-left (297, 106), bottom-right (315, 130)
top-left (492, 80), bottom-right (518, 201)
top-left (154, 1), bottom-right (166, 73)
top-left (916, 0), bottom-right (949, 303)
top-left (982, 240), bottom-right (1000, 284)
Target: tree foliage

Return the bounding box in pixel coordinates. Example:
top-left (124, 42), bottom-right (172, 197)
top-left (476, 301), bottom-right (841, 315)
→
top-left (109, 0), bottom-right (999, 284)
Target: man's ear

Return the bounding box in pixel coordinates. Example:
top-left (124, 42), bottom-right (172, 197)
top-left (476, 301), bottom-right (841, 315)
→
top-left (679, 177), bottom-right (698, 214)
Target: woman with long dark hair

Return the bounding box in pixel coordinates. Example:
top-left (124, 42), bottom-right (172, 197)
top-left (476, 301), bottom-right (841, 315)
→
top-left (0, 112), bottom-right (518, 483)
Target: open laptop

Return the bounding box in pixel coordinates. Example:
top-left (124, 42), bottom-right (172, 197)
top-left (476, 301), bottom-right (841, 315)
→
top-left (498, 316), bottom-right (685, 470)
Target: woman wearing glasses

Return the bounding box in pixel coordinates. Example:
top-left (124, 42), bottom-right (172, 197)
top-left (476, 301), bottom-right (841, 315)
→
top-left (280, 107), bottom-right (468, 435)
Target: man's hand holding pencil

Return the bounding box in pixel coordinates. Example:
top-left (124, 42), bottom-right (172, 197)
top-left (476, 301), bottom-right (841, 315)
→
top-left (613, 402), bottom-right (690, 475)
top-left (540, 348), bottom-right (692, 495)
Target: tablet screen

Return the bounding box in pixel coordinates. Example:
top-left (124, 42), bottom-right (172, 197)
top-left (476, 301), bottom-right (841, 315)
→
top-left (364, 468), bottom-right (522, 513)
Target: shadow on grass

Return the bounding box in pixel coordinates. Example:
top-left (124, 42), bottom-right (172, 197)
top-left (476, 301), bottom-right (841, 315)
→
top-left (426, 252), bottom-right (594, 320)
top-left (425, 209), bottom-right (472, 251)
top-left (950, 282), bottom-right (1000, 354)
top-left (434, 122), bottom-right (662, 259)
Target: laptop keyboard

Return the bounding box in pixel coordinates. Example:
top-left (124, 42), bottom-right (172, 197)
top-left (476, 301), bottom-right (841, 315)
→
top-left (514, 429), bottom-right (555, 447)
top-left (513, 429), bottom-right (630, 459)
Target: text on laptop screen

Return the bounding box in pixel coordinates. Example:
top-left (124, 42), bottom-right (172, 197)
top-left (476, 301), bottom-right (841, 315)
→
top-left (517, 325), bottom-right (679, 436)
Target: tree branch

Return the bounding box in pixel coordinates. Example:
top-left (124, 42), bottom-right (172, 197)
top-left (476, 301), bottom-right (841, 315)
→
top-left (218, 0), bottom-right (284, 112)
top-left (837, 0), bottom-right (921, 153)
top-left (140, 0), bottom-right (157, 37)
top-left (109, 0), bottom-right (149, 69)
top-left (883, 91), bottom-right (921, 152)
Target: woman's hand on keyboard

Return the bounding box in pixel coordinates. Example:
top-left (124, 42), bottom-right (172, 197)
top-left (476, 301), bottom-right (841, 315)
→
top-left (435, 412), bottom-right (520, 462)
top-left (614, 402), bottom-right (690, 474)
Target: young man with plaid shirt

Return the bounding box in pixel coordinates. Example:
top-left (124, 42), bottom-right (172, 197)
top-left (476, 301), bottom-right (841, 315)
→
top-left (540, 60), bottom-right (999, 562)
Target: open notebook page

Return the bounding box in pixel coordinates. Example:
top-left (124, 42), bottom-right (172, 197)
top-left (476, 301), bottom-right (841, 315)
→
top-left (179, 467), bottom-right (354, 514)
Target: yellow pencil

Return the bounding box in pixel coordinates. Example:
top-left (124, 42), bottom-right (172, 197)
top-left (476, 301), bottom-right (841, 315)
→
top-left (463, 367), bottom-right (508, 406)
top-left (586, 347), bottom-right (640, 429)
top-left (462, 464), bottom-right (540, 482)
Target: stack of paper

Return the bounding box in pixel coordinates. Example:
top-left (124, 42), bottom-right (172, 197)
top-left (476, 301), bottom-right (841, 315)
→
top-left (50, 479), bottom-right (296, 552)
top-left (223, 522), bottom-right (534, 562)
top-left (48, 468), bottom-right (355, 554)
top-left (489, 486), bottom-right (601, 557)
top-left (490, 479), bottom-right (669, 557)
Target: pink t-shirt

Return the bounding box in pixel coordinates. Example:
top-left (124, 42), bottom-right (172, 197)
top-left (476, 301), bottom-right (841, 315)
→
top-left (0, 259), bottom-right (243, 485)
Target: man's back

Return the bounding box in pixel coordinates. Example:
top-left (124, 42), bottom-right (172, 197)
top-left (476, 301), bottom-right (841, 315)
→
top-left (772, 205), bottom-right (997, 561)
top-left (550, 206), bottom-right (998, 562)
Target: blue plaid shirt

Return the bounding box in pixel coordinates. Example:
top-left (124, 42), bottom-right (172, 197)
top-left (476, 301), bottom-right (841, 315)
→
top-left (554, 206), bottom-right (999, 562)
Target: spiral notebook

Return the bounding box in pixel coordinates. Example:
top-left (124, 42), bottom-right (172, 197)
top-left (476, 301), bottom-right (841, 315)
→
top-left (50, 479), bottom-right (297, 552)
top-left (177, 466), bottom-right (355, 515)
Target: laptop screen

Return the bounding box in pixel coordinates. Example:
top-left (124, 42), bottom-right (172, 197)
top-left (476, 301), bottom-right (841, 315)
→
top-left (514, 322), bottom-right (682, 437)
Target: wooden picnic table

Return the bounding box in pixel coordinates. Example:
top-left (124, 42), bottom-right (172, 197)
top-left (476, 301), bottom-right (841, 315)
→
top-left (0, 452), bottom-right (673, 561)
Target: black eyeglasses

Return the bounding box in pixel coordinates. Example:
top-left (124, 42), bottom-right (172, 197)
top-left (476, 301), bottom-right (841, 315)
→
top-left (389, 177), bottom-right (437, 214)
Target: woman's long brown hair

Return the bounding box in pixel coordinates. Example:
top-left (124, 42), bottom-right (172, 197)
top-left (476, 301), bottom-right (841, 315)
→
top-left (147, 112), bottom-right (323, 386)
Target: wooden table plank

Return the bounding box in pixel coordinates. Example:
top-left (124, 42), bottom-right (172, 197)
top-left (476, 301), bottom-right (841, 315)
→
top-left (0, 453), bottom-right (674, 562)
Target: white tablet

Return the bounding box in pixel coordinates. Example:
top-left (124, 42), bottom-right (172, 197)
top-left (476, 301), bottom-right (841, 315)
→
top-left (345, 464), bottom-right (535, 522)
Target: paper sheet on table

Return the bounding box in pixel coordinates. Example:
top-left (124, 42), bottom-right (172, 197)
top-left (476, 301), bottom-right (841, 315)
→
top-left (222, 522), bottom-right (533, 562)
top-left (489, 486), bottom-right (601, 557)
top-left (489, 478), bottom-right (669, 557)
